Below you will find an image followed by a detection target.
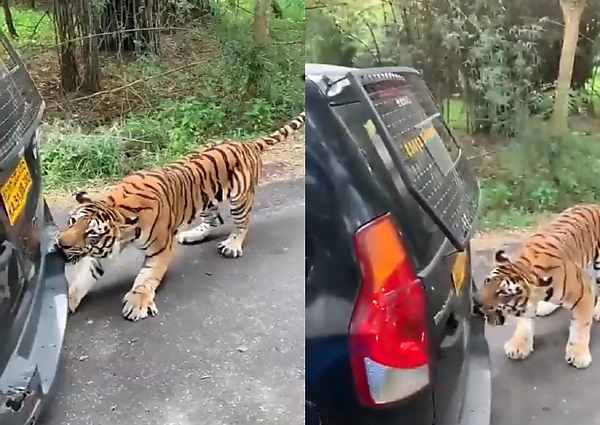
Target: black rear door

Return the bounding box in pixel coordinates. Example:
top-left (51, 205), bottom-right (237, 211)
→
top-left (333, 67), bottom-right (479, 425)
top-left (0, 215), bottom-right (23, 361)
top-left (0, 141), bottom-right (44, 371)
top-left (0, 33), bottom-right (45, 372)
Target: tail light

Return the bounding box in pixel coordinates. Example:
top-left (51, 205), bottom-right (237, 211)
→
top-left (349, 212), bottom-right (430, 407)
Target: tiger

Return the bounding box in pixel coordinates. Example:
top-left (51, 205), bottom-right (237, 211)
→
top-left (54, 111), bottom-right (306, 322)
top-left (472, 203), bottom-right (600, 369)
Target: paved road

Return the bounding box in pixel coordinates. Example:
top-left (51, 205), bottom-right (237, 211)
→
top-left (473, 245), bottom-right (600, 425)
top-left (40, 179), bottom-right (305, 425)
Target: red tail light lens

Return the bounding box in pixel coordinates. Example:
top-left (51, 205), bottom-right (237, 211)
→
top-left (349, 213), bottom-right (430, 406)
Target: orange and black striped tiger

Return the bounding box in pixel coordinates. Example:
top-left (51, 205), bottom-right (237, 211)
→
top-left (473, 203), bottom-right (600, 369)
top-left (54, 111), bottom-right (305, 321)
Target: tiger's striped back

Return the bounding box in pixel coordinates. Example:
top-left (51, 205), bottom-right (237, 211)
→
top-left (107, 111), bottom-right (306, 240)
top-left (516, 203), bottom-right (600, 273)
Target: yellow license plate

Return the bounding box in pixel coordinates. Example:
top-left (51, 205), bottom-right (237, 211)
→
top-left (1, 156), bottom-right (32, 225)
top-left (451, 250), bottom-right (468, 295)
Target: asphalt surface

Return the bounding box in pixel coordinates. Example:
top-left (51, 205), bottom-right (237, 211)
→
top-left (40, 179), bottom-right (305, 425)
top-left (473, 245), bottom-right (600, 425)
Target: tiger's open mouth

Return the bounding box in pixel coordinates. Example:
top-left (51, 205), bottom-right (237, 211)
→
top-left (472, 302), bottom-right (507, 326)
top-left (54, 245), bottom-right (84, 264)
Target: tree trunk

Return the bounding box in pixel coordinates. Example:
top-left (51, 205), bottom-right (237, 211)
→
top-left (53, 0), bottom-right (79, 92)
top-left (251, 0), bottom-right (270, 45)
top-left (2, 0), bottom-right (19, 39)
top-left (80, 0), bottom-right (100, 93)
top-left (550, 0), bottom-right (587, 134)
top-left (246, 0), bottom-right (271, 99)
top-left (98, 0), bottom-right (160, 54)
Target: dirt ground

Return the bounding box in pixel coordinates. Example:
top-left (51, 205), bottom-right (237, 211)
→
top-left (23, 33), bottom-right (221, 128)
top-left (471, 211), bottom-right (565, 252)
top-left (472, 229), bottom-right (528, 252)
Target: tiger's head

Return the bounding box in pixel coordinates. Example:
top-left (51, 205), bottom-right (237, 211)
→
top-left (472, 249), bottom-right (553, 325)
top-left (56, 191), bottom-right (139, 263)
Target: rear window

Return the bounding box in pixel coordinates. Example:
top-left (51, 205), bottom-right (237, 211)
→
top-left (333, 101), bottom-right (445, 266)
top-left (0, 33), bottom-right (44, 163)
top-left (331, 69), bottom-right (479, 265)
top-left (357, 72), bottom-right (478, 249)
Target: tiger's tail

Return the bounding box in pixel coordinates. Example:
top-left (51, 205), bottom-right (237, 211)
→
top-left (253, 112), bottom-right (306, 152)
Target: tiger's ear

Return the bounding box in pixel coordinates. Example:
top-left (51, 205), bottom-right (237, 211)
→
top-left (75, 191), bottom-right (93, 204)
top-left (494, 250), bottom-right (510, 264)
top-left (539, 276), bottom-right (553, 287)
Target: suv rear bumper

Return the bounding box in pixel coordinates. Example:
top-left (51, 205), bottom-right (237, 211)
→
top-left (457, 312), bottom-right (491, 425)
top-left (0, 202), bottom-right (68, 425)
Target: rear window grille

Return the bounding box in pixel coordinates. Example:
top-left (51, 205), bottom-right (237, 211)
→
top-left (347, 70), bottom-right (479, 249)
top-left (0, 32), bottom-right (44, 163)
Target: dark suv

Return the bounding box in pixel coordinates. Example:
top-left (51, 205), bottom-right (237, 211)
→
top-left (305, 63), bottom-right (491, 425)
top-left (0, 32), bottom-right (69, 424)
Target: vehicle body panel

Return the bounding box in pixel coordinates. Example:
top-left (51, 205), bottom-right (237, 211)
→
top-left (0, 133), bottom-right (69, 425)
top-left (305, 63), bottom-right (491, 425)
top-left (0, 31), bottom-right (69, 425)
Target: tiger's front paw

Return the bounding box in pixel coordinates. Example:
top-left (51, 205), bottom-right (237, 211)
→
top-left (566, 344), bottom-right (592, 369)
top-left (218, 237), bottom-right (243, 259)
top-left (122, 288), bottom-right (158, 321)
top-left (504, 337), bottom-right (533, 360)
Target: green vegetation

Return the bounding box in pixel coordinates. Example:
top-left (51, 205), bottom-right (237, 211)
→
top-left (7, 1), bottom-right (303, 191)
top-left (308, 0), bottom-right (600, 231)
top-left (476, 118), bottom-right (600, 229)
top-left (9, 6), bottom-right (54, 48)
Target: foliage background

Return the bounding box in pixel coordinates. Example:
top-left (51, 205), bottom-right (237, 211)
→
top-left (307, 0), bottom-right (600, 229)
top-left (4, 0), bottom-right (304, 190)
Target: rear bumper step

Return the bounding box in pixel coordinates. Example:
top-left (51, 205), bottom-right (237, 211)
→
top-left (0, 214), bottom-right (68, 425)
top-left (457, 314), bottom-right (492, 425)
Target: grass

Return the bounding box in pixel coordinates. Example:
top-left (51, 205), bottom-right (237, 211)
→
top-left (479, 210), bottom-right (551, 231)
top-left (475, 116), bottom-right (600, 231)
top-left (441, 89), bottom-right (600, 232)
top-left (443, 98), bottom-right (468, 131)
top-left (9, 6), bottom-right (54, 50)
top-left (7, 2), bottom-right (304, 192)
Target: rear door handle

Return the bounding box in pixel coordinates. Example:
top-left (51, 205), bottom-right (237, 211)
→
top-left (0, 241), bottom-right (14, 273)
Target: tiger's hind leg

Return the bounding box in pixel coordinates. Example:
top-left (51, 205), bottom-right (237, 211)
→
top-left (122, 237), bottom-right (175, 321)
top-left (536, 300), bottom-right (561, 317)
top-left (565, 275), bottom-right (595, 368)
top-left (218, 192), bottom-right (254, 259)
top-left (176, 203), bottom-right (224, 245)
